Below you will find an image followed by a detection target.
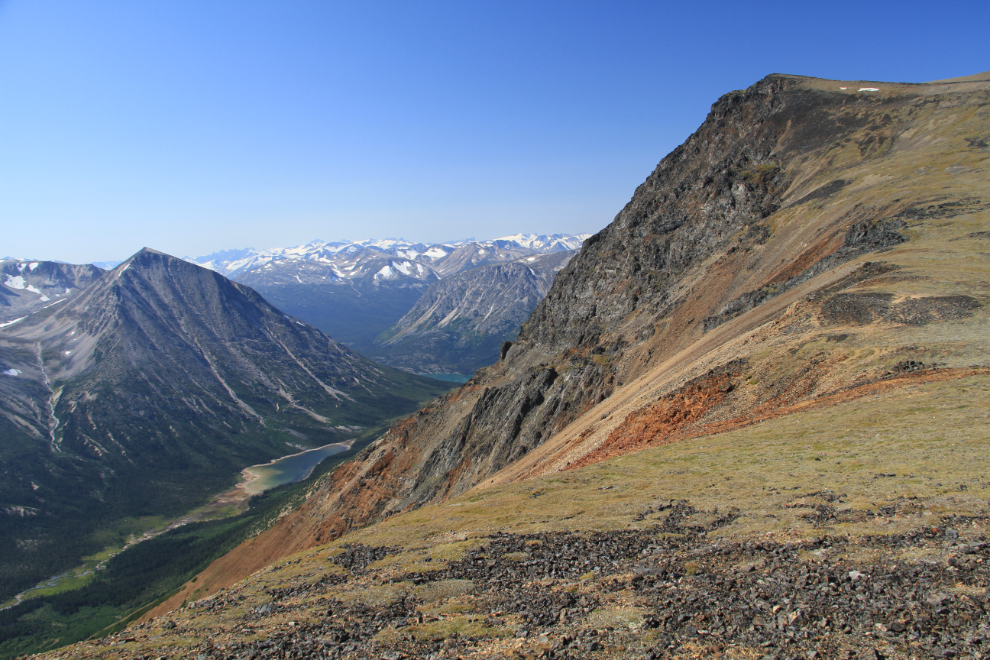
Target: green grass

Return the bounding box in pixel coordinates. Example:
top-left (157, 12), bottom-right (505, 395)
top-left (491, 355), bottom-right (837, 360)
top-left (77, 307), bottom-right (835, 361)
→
top-left (326, 373), bottom-right (990, 556)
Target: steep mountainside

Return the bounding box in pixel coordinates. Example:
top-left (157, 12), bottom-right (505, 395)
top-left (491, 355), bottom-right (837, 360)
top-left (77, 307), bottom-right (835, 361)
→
top-left (148, 71), bottom-right (990, 625)
top-left (0, 249), bottom-right (451, 601)
top-left (370, 250), bottom-right (577, 374)
top-left (425, 242), bottom-right (536, 277)
top-left (0, 260), bottom-right (104, 324)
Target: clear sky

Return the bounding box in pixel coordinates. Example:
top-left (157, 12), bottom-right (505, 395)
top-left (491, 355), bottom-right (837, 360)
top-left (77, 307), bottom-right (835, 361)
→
top-left (1, 0), bottom-right (987, 264)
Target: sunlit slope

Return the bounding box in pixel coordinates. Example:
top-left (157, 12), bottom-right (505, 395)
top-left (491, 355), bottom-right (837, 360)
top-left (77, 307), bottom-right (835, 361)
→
top-left (0, 248), bottom-right (452, 602)
top-left (138, 70), bottom-right (989, 635)
top-left (44, 372), bottom-right (990, 660)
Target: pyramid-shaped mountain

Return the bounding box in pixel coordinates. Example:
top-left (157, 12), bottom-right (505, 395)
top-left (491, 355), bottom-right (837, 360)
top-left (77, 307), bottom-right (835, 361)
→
top-left (0, 248), bottom-right (450, 599)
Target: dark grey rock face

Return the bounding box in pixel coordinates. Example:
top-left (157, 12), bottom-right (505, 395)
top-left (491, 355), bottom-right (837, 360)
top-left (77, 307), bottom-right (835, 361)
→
top-left (521, 76), bottom-right (796, 353)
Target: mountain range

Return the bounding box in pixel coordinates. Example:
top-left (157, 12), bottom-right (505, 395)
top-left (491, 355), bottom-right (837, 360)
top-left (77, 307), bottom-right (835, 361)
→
top-left (0, 249), bottom-right (451, 601)
top-left (5, 71), bottom-right (990, 660)
top-left (185, 234), bottom-right (589, 364)
top-left (95, 71), bottom-right (990, 660)
top-left (369, 250), bottom-right (577, 374)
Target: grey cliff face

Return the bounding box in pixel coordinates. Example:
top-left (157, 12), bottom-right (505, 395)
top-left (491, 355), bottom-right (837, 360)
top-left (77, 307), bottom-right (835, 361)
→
top-left (521, 76), bottom-right (794, 353)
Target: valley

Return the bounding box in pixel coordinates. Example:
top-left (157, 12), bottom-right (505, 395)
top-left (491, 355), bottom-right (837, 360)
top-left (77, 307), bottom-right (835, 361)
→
top-left (0, 249), bottom-right (454, 608)
top-left (2, 70), bottom-right (988, 660)
top-left (187, 235), bottom-right (588, 369)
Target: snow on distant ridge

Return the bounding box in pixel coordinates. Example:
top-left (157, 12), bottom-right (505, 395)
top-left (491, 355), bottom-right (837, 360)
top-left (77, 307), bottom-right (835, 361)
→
top-left (493, 233), bottom-right (591, 251)
top-left (184, 233), bottom-right (591, 280)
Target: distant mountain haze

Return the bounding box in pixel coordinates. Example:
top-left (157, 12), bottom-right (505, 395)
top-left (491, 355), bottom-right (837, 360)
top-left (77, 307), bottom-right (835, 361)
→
top-left (184, 234), bottom-right (590, 360)
top-left (369, 250), bottom-right (578, 374)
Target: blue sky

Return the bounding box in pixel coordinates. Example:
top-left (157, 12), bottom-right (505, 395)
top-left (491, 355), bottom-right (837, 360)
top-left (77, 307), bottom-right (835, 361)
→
top-left (1, 0), bottom-right (987, 264)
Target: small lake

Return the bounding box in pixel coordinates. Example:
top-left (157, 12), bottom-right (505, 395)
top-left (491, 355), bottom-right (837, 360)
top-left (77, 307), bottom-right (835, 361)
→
top-left (241, 442), bottom-right (351, 495)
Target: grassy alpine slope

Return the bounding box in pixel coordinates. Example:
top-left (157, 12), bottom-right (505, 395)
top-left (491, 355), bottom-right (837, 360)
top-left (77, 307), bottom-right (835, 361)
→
top-left (32, 71), bottom-right (990, 659)
top-left (0, 432), bottom-right (376, 660)
top-left (39, 374), bottom-right (990, 660)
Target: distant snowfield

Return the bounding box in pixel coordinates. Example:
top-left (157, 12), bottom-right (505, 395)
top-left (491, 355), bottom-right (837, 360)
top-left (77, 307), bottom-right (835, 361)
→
top-left (2, 368), bottom-right (21, 376)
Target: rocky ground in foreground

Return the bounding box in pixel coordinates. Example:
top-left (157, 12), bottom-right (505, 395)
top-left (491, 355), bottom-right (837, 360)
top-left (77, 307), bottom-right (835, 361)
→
top-left (36, 373), bottom-right (990, 660)
top-left (56, 506), bottom-right (989, 660)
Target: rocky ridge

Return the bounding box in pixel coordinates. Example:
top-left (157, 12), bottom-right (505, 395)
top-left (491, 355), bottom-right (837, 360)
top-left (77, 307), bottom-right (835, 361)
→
top-left (141, 70), bottom-right (990, 625)
top-left (0, 260), bottom-right (103, 324)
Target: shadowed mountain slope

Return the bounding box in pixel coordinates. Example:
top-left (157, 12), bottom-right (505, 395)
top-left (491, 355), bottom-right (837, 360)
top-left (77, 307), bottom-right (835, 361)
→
top-left (369, 250), bottom-right (577, 374)
top-left (145, 71), bottom-right (990, 622)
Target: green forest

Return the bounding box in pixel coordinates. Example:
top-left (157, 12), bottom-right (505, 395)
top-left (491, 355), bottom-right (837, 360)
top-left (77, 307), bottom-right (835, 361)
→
top-left (0, 438), bottom-right (371, 659)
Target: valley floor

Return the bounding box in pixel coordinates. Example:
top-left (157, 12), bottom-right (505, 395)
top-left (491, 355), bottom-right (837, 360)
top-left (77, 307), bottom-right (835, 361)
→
top-left (42, 372), bottom-right (990, 660)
